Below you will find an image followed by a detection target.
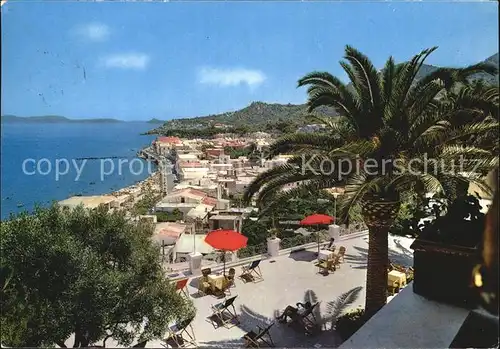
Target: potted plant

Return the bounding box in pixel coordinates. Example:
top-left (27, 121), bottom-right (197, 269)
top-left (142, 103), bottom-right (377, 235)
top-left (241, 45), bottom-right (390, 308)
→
top-left (410, 194), bottom-right (486, 308)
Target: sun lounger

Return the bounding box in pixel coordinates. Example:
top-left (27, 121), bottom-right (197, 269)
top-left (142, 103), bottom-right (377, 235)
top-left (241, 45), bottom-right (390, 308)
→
top-left (163, 316), bottom-right (197, 348)
top-left (241, 260), bottom-right (263, 282)
top-left (289, 302), bottom-right (319, 334)
top-left (242, 322), bottom-right (275, 347)
top-left (210, 295), bottom-right (239, 328)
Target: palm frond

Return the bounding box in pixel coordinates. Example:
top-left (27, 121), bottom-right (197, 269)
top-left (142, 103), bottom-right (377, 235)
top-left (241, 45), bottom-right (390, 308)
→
top-left (242, 163), bottom-right (300, 205)
top-left (344, 45), bottom-right (382, 114)
top-left (337, 173), bottom-right (385, 221)
top-left (258, 179), bottom-right (340, 218)
top-left (266, 132), bottom-right (345, 159)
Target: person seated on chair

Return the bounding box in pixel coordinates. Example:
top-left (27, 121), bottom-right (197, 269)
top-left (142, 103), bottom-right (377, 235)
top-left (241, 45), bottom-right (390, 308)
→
top-left (327, 238), bottom-right (335, 249)
top-left (275, 301), bottom-right (312, 323)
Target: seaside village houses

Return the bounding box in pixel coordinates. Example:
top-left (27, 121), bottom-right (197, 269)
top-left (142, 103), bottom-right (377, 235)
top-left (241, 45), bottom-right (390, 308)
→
top-left (57, 134), bottom-right (281, 265)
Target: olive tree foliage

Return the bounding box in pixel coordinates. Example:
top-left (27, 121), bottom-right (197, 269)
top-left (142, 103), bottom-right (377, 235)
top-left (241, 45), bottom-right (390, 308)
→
top-left (0, 204), bottom-right (195, 347)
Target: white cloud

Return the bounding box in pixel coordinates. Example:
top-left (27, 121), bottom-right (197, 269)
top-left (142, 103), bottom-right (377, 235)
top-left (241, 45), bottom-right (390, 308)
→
top-left (101, 53), bottom-right (150, 70)
top-left (198, 67), bottom-right (266, 88)
top-left (76, 22), bottom-right (110, 42)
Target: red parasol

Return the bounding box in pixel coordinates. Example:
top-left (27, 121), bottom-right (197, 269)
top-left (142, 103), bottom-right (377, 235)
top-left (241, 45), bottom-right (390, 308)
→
top-left (300, 214), bottom-right (335, 255)
top-left (300, 214), bottom-right (334, 226)
top-left (205, 229), bottom-right (248, 275)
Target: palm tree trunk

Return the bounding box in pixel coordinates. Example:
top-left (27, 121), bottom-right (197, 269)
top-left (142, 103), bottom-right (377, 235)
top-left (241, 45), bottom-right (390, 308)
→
top-left (365, 224), bottom-right (390, 318)
top-left (361, 198), bottom-right (400, 319)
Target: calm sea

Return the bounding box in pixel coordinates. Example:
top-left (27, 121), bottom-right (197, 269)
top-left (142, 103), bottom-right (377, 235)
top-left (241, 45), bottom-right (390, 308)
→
top-left (1, 122), bottom-right (157, 220)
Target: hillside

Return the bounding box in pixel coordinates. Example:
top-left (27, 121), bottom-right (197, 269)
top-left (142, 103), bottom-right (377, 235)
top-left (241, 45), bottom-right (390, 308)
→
top-left (150, 52), bottom-right (498, 135)
top-left (1, 115), bottom-right (124, 124)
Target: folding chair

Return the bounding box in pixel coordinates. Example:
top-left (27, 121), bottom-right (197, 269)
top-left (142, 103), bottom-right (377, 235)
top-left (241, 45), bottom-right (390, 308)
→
top-left (163, 316), bottom-right (197, 348)
top-left (241, 260), bottom-right (263, 282)
top-left (388, 281), bottom-right (401, 296)
top-left (337, 246), bottom-right (346, 263)
top-left (223, 268), bottom-right (236, 295)
top-left (314, 259), bottom-right (334, 275)
top-left (331, 254), bottom-right (341, 270)
top-left (175, 278), bottom-right (189, 297)
top-left (197, 276), bottom-right (211, 296)
top-left (210, 295), bottom-right (239, 328)
top-left (242, 322), bottom-right (275, 347)
top-left (289, 302), bottom-right (319, 334)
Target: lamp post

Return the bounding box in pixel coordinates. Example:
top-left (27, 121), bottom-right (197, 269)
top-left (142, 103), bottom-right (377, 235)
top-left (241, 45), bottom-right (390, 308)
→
top-left (333, 192), bottom-right (339, 220)
top-left (327, 192), bottom-right (341, 246)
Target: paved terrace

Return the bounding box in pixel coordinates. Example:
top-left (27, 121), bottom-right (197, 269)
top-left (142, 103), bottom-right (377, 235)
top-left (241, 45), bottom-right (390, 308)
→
top-left (158, 232), bottom-right (414, 348)
top-left (60, 232), bottom-right (414, 348)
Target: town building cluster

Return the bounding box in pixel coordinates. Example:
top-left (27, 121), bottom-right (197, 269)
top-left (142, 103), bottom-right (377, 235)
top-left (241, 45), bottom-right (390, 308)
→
top-left (59, 133), bottom-right (298, 266)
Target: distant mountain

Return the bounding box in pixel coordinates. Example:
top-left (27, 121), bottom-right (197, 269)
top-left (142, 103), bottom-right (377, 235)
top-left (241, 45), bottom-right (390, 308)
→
top-left (414, 52), bottom-right (499, 85)
top-left (1, 115), bottom-right (124, 124)
top-left (150, 53), bottom-right (498, 134)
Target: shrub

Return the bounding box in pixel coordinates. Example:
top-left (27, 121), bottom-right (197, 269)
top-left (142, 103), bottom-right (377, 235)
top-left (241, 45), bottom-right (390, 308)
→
top-left (335, 308), bottom-right (368, 341)
top-left (237, 243), bottom-right (266, 258)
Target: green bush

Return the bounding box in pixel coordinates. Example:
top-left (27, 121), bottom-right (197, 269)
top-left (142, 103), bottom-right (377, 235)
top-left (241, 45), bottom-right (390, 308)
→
top-left (155, 210), bottom-right (182, 222)
top-left (237, 243), bottom-right (267, 258)
top-left (335, 308), bottom-right (368, 341)
top-left (280, 234), bottom-right (317, 249)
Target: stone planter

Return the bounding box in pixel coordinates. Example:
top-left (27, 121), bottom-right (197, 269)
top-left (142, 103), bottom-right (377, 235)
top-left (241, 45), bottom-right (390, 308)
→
top-left (189, 252), bottom-right (203, 276)
top-left (410, 238), bottom-right (478, 309)
top-left (267, 237), bottom-right (281, 257)
top-left (328, 224), bottom-right (340, 240)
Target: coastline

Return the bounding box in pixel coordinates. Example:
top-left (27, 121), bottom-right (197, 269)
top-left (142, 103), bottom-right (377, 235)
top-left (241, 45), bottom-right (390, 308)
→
top-left (105, 145), bottom-right (162, 213)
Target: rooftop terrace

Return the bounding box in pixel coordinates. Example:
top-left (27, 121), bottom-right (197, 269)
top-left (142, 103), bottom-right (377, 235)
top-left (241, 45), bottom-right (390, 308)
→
top-left (66, 232), bottom-right (414, 348)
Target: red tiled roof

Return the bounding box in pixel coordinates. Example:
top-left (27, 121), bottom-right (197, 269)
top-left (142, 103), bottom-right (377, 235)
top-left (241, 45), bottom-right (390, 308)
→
top-left (157, 228), bottom-right (183, 238)
top-left (170, 188), bottom-right (208, 200)
top-left (186, 188), bottom-right (209, 197)
top-left (158, 136), bottom-right (182, 144)
top-left (179, 161), bottom-right (203, 168)
top-left (202, 196), bottom-right (218, 206)
top-left (206, 148), bottom-right (224, 156)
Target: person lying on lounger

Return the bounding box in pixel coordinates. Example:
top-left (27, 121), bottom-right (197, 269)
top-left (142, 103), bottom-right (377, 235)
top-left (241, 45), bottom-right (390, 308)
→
top-left (275, 301), bottom-right (312, 323)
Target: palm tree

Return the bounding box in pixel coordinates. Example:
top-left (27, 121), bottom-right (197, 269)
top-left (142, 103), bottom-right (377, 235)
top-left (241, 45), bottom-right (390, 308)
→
top-left (243, 46), bottom-right (499, 318)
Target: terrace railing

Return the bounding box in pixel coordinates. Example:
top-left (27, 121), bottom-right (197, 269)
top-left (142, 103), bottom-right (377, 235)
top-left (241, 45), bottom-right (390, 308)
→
top-left (164, 223), bottom-right (369, 275)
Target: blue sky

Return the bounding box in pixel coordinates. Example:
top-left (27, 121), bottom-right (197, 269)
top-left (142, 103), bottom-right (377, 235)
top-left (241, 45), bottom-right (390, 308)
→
top-left (1, 1), bottom-right (498, 121)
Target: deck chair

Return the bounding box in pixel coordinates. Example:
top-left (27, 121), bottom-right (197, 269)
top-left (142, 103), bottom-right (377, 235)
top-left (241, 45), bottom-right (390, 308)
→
top-left (289, 302), bottom-right (319, 334)
top-left (337, 246), bottom-right (346, 263)
top-left (175, 278), bottom-right (189, 297)
top-left (164, 316), bottom-right (197, 348)
top-left (210, 295), bottom-right (239, 328)
top-left (242, 322), bottom-right (275, 348)
top-left (241, 260), bottom-right (263, 282)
